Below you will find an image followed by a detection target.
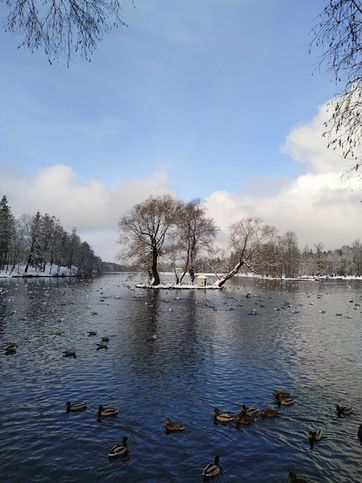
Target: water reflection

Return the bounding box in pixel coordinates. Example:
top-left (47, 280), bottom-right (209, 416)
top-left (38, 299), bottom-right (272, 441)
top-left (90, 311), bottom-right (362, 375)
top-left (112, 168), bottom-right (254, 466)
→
top-left (0, 275), bottom-right (361, 482)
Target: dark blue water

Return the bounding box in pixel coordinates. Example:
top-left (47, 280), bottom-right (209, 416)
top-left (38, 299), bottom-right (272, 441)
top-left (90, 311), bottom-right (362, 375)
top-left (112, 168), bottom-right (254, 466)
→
top-left (0, 274), bottom-right (361, 482)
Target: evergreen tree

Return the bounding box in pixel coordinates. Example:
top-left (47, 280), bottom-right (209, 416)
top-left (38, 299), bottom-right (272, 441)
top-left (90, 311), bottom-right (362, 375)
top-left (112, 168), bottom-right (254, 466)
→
top-left (0, 195), bottom-right (15, 271)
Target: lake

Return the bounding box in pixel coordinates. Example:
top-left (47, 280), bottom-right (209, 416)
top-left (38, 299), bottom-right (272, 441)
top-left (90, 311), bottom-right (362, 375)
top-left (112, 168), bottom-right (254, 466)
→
top-left (0, 274), bottom-right (361, 482)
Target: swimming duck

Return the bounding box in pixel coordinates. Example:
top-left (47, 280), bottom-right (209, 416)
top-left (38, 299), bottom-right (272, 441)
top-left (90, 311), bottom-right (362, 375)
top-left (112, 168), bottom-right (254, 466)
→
top-left (273, 390), bottom-right (292, 400)
top-left (53, 330), bottom-right (61, 336)
top-left (96, 343), bottom-right (108, 350)
top-left (308, 429), bottom-right (322, 448)
top-left (63, 350), bottom-right (77, 358)
top-left (213, 407), bottom-right (233, 424)
top-left (101, 336), bottom-right (110, 342)
top-left (288, 472), bottom-right (308, 483)
top-left (234, 414), bottom-right (257, 427)
top-left (146, 334), bottom-right (157, 341)
top-left (260, 408), bottom-right (279, 418)
top-left (202, 455), bottom-right (220, 479)
top-left (88, 331), bottom-right (97, 336)
top-left (108, 436), bottom-right (128, 458)
top-left (240, 404), bottom-right (258, 416)
top-left (98, 405), bottom-right (119, 417)
top-left (65, 401), bottom-right (87, 412)
top-left (5, 345), bottom-right (17, 355)
top-left (358, 424), bottom-right (362, 444)
top-left (277, 397), bottom-right (295, 407)
top-left (7, 342), bottom-right (18, 348)
top-left (164, 418), bottom-right (185, 433)
top-left (335, 404), bottom-right (353, 417)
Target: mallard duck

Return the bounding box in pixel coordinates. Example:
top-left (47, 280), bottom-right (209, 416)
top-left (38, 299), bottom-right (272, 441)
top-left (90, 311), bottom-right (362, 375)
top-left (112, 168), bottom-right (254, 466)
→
top-left (146, 334), bottom-right (157, 341)
top-left (273, 390), bottom-right (292, 400)
top-left (98, 405), bottom-right (118, 417)
top-left (288, 472), bottom-right (308, 483)
top-left (358, 424), bottom-right (362, 445)
top-left (88, 331), bottom-right (97, 336)
top-left (7, 342), bottom-right (18, 348)
top-left (63, 350), bottom-right (77, 358)
top-left (96, 343), bottom-right (108, 350)
top-left (234, 414), bottom-right (257, 427)
top-left (308, 429), bottom-right (322, 448)
top-left (202, 455), bottom-right (220, 479)
top-left (240, 404), bottom-right (258, 416)
top-left (101, 336), bottom-right (110, 342)
top-left (65, 401), bottom-right (87, 412)
top-left (260, 408), bottom-right (279, 418)
top-left (213, 407), bottom-right (233, 423)
top-left (277, 397), bottom-right (295, 407)
top-left (335, 404), bottom-right (353, 417)
top-left (5, 345), bottom-right (17, 355)
top-left (108, 436), bottom-right (128, 458)
top-left (164, 418), bottom-right (185, 433)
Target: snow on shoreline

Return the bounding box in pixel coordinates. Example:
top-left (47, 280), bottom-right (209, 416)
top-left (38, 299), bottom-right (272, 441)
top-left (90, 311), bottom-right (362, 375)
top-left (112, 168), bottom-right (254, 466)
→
top-left (0, 264), bottom-right (78, 278)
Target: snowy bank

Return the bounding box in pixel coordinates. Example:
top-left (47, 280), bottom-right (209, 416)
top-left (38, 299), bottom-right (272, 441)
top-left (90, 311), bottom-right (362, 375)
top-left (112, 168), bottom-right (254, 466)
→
top-left (0, 264), bottom-right (79, 278)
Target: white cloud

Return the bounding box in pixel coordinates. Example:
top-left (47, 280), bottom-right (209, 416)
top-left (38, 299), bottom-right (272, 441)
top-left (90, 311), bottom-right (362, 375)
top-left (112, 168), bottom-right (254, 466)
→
top-left (0, 164), bottom-right (174, 261)
top-left (1, 100), bottom-right (360, 262)
top-left (204, 101), bottom-right (362, 250)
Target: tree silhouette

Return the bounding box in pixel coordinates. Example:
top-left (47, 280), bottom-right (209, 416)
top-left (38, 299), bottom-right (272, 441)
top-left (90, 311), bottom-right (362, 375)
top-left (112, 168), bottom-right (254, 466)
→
top-left (310, 0), bottom-right (361, 168)
top-left (3, 0), bottom-right (133, 65)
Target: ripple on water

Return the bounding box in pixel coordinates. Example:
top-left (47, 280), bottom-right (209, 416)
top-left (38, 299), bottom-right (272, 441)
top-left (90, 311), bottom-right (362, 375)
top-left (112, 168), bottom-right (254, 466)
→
top-left (0, 275), bottom-right (361, 482)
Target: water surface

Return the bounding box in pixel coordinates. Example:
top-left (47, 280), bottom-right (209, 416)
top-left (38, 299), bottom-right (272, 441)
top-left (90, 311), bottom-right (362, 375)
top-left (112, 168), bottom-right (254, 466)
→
top-left (0, 274), bottom-right (361, 482)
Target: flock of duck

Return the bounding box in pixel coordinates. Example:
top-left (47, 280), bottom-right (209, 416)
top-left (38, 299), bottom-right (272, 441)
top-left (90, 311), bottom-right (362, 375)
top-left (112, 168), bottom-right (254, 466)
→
top-left (2, 281), bottom-right (362, 482)
top-left (63, 388), bottom-right (361, 480)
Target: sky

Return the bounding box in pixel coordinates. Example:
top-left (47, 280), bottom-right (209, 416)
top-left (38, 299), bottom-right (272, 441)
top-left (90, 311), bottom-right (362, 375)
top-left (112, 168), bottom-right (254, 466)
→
top-left (0, 0), bottom-right (361, 262)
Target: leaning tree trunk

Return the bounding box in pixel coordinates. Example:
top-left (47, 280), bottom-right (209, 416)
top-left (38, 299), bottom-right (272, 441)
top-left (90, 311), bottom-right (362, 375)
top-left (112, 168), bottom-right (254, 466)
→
top-left (150, 247), bottom-right (160, 286)
top-left (216, 259), bottom-right (245, 287)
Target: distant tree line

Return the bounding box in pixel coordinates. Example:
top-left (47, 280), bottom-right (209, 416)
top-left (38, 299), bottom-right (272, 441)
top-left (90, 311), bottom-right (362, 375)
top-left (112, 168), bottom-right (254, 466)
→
top-left (119, 195), bottom-right (362, 285)
top-left (0, 195), bottom-right (102, 276)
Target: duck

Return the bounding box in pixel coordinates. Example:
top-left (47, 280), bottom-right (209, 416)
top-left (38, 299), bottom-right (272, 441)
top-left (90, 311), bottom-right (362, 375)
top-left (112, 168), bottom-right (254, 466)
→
top-left (234, 414), bottom-right (257, 427)
top-left (213, 407), bottom-right (234, 424)
top-left (63, 350), bottom-right (77, 358)
top-left (96, 343), bottom-right (108, 350)
top-left (65, 401), bottom-right (87, 412)
top-left (7, 342), bottom-right (18, 348)
top-left (358, 424), bottom-right (362, 445)
top-left (288, 472), bottom-right (308, 483)
top-left (260, 408), bottom-right (279, 418)
top-left (335, 404), bottom-right (353, 417)
top-left (98, 405), bottom-right (119, 417)
top-left (273, 390), bottom-right (292, 400)
top-left (5, 345), bottom-right (17, 355)
top-left (277, 397), bottom-right (295, 407)
top-left (53, 329), bottom-right (61, 336)
top-left (88, 331), bottom-right (97, 336)
top-left (240, 404), bottom-right (258, 416)
top-left (202, 455), bottom-right (220, 479)
top-left (308, 429), bottom-right (322, 448)
top-left (146, 334), bottom-right (157, 341)
top-left (108, 436), bottom-right (128, 458)
top-left (101, 336), bottom-right (110, 342)
top-left (164, 418), bottom-right (185, 433)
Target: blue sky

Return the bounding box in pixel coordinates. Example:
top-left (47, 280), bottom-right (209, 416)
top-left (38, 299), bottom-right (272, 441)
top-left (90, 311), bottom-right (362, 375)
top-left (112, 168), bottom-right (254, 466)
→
top-left (0, 0), bottom-right (360, 261)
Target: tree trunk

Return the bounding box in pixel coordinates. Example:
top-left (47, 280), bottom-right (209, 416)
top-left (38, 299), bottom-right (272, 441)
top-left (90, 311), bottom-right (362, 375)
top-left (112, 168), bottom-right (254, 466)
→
top-left (150, 248), bottom-right (160, 286)
top-left (173, 267), bottom-right (180, 285)
top-left (216, 259), bottom-right (245, 287)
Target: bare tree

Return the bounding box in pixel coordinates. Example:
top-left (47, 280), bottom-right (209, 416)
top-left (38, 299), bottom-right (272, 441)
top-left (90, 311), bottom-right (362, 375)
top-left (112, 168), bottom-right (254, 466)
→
top-left (3, 0), bottom-right (132, 64)
top-left (310, 0), bottom-right (362, 167)
top-left (119, 195), bottom-right (179, 286)
top-left (175, 199), bottom-right (217, 284)
top-left (216, 217), bottom-right (276, 287)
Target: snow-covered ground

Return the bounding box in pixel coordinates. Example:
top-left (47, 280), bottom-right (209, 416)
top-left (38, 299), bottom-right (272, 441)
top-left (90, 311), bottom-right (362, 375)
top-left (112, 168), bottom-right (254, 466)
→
top-left (0, 264), bottom-right (78, 278)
